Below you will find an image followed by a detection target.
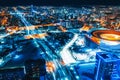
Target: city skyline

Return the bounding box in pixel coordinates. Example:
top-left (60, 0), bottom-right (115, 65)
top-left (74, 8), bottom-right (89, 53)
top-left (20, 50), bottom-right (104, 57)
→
top-left (0, 5), bottom-right (120, 80)
top-left (0, 0), bottom-right (119, 6)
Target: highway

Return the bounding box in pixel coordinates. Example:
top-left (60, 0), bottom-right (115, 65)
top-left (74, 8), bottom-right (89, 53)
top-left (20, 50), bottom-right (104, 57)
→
top-left (0, 5), bottom-right (120, 80)
top-left (12, 9), bottom-right (74, 79)
top-left (0, 7), bottom-right (98, 80)
top-left (0, 9), bottom-right (94, 79)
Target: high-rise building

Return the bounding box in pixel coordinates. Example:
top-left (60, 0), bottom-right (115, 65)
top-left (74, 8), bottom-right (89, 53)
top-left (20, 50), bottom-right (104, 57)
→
top-left (24, 59), bottom-right (46, 80)
top-left (94, 52), bottom-right (120, 80)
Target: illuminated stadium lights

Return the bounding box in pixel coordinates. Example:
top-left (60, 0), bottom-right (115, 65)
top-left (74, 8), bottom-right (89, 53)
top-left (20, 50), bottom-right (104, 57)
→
top-left (101, 40), bottom-right (120, 46)
top-left (100, 34), bottom-right (120, 41)
top-left (99, 40), bottom-right (120, 53)
top-left (92, 30), bottom-right (120, 41)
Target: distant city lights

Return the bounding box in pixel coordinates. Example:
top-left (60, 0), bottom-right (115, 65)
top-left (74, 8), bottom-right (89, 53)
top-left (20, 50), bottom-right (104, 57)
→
top-left (0, 5), bottom-right (120, 80)
top-left (101, 40), bottom-right (120, 46)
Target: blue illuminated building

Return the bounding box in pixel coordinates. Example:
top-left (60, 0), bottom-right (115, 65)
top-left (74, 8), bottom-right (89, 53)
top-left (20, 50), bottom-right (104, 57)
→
top-left (95, 52), bottom-right (120, 80)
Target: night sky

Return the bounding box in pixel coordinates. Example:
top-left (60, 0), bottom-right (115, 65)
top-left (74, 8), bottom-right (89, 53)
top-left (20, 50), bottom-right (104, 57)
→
top-left (0, 0), bottom-right (120, 7)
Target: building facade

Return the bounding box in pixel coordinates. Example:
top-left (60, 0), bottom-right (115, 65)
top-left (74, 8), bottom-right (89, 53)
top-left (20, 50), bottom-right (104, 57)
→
top-left (94, 52), bottom-right (120, 80)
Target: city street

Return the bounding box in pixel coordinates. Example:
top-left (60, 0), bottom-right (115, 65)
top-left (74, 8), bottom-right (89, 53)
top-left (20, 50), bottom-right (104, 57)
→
top-left (0, 6), bottom-right (120, 80)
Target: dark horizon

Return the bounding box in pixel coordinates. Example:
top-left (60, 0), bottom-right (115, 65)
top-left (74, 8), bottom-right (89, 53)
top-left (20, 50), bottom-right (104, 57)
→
top-left (0, 0), bottom-right (120, 7)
